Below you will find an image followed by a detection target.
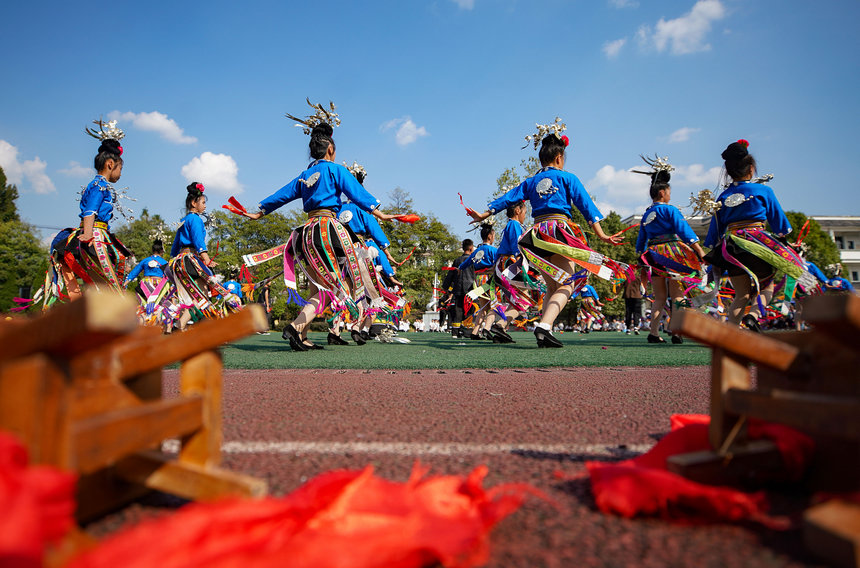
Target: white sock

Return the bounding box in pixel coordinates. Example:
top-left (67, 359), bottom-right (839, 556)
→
top-left (535, 322), bottom-right (551, 331)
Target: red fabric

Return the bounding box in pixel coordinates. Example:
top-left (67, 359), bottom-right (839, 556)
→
top-left (0, 432), bottom-right (77, 568)
top-left (67, 463), bottom-right (539, 568)
top-left (394, 214), bottom-right (420, 224)
top-left (578, 414), bottom-right (814, 528)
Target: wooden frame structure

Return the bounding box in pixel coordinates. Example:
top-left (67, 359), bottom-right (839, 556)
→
top-left (0, 290), bottom-right (269, 561)
top-left (669, 294), bottom-right (860, 568)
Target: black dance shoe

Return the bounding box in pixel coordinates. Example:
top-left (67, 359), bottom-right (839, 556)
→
top-left (481, 328), bottom-right (495, 341)
top-left (360, 330), bottom-right (371, 341)
top-left (647, 334), bottom-right (666, 344)
top-left (534, 328), bottom-right (563, 348)
top-left (490, 324), bottom-right (514, 343)
top-left (470, 332), bottom-right (484, 340)
top-left (282, 324), bottom-right (308, 352)
top-left (303, 341), bottom-right (324, 350)
top-left (671, 334), bottom-right (684, 344)
top-left (742, 314), bottom-right (762, 333)
top-left (327, 332), bottom-right (349, 346)
top-left (350, 329), bottom-right (367, 346)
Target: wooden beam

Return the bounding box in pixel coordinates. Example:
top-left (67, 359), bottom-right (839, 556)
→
top-left (666, 440), bottom-right (784, 486)
top-left (115, 450), bottom-right (267, 501)
top-left (71, 397), bottom-right (204, 474)
top-left (709, 348), bottom-right (751, 451)
top-left (0, 290), bottom-right (139, 363)
top-left (179, 350), bottom-right (223, 468)
top-left (725, 388), bottom-right (860, 438)
top-left (802, 294), bottom-right (860, 351)
top-left (670, 309), bottom-right (803, 372)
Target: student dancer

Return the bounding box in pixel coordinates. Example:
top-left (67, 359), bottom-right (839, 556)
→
top-left (124, 239), bottom-right (174, 330)
top-left (441, 240), bottom-right (475, 338)
top-left (703, 140), bottom-right (806, 331)
top-left (633, 156), bottom-right (706, 344)
top-left (577, 283), bottom-right (605, 333)
top-left (239, 100), bottom-right (391, 351)
top-left (168, 182), bottom-right (240, 331)
top-left (458, 222), bottom-right (498, 340)
top-left (60, 120), bottom-right (133, 298)
top-left (467, 118), bottom-right (623, 347)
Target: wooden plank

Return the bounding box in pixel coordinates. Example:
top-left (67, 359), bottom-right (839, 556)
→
top-left (670, 308), bottom-right (802, 372)
top-left (75, 305), bottom-right (267, 382)
top-left (179, 350), bottom-right (223, 467)
top-left (71, 396), bottom-right (204, 474)
top-left (725, 388), bottom-right (860, 438)
top-left (115, 450), bottom-right (267, 501)
top-left (802, 294), bottom-right (860, 351)
top-left (757, 331), bottom-right (859, 397)
top-left (75, 467), bottom-right (151, 523)
top-left (67, 325), bottom-right (162, 383)
top-left (710, 348), bottom-right (751, 450)
top-left (0, 289), bottom-right (139, 364)
top-left (804, 500), bottom-right (860, 568)
top-left (0, 354), bottom-right (69, 467)
top-left (666, 440), bottom-right (784, 486)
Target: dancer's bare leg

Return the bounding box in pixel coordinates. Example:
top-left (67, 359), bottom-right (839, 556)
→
top-left (727, 275), bottom-right (752, 324)
top-left (650, 276), bottom-right (669, 337)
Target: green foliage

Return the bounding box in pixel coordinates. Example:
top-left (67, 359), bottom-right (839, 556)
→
top-left (113, 208), bottom-right (177, 262)
top-left (0, 168), bottom-right (48, 311)
top-left (784, 211), bottom-right (840, 271)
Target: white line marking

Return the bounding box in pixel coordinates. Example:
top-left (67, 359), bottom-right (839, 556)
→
top-left (161, 440), bottom-right (652, 457)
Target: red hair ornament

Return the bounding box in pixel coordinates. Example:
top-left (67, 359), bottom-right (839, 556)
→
top-left (561, 135), bottom-right (569, 147)
top-left (737, 139), bottom-right (749, 148)
top-left (196, 183), bottom-right (205, 192)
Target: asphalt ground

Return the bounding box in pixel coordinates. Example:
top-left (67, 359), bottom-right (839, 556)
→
top-left (85, 364), bottom-right (825, 567)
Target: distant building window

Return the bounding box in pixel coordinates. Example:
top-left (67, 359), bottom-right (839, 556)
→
top-left (835, 236), bottom-right (844, 249)
top-left (853, 271), bottom-right (859, 282)
top-left (849, 240), bottom-right (856, 250)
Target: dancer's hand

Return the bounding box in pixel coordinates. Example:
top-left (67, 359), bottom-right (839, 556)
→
top-left (601, 232), bottom-right (623, 245)
top-left (467, 209), bottom-right (489, 223)
top-left (242, 211), bottom-right (263, 220)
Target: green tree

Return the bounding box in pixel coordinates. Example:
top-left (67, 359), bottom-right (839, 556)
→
top-left (783, 211), bottom-right (840, 272)
top-left (113, 208), bottom-right (177, 263)
top-left (0, 167), bottom-right (48, 312)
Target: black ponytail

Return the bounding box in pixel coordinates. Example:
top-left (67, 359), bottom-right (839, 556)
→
top-left (309, 123), bottom-right (335, 160)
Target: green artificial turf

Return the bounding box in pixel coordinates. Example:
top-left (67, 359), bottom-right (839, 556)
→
top-left (219, 330), bottom-right (710, 370)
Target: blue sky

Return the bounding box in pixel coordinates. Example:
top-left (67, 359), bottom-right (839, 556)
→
top-left (2, 0), bottom-right (858, 243)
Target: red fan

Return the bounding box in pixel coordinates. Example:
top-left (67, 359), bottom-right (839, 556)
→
top-left (222, 196), bottom-right (249, 216)
top-left (458, 192), bottom-right (478, 217)
top-left (393, 214), bottom-right (420, 224)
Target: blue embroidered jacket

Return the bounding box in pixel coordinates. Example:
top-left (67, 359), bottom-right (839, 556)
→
top-left (79, 174), bottom-right (114, 228)
top-left (258, 161), bottom-right (381, 215)
top-left (171, 213), bottom-right (208, 256)
top-left (459, 242), bottom-right (498, 271)
top-left (635, 202), bottom-right (699, 254)
top-left (125, 255), bottom-right (167, 281)
top-left (487, 168), bottom-right (603, 224)
top-left (497, 220), bottom-right (524, 257)
top-left (704, 182), bottom-right (791, 248)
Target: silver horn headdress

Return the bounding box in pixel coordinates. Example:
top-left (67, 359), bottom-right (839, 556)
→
top-left (285, 98), bottom-right (341, 134)
top-left (85, 119), bottom-right (125, 141)
top-left (522, 117), bottom-right (566, 150)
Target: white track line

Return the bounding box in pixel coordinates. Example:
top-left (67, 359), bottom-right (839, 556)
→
top-left (162, 440), bottom-right (652, 457)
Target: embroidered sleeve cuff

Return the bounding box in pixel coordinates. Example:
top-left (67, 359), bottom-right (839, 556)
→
top-left (81, 211), bottom-right (97, 218)
top-left (687, 236), bottom-right (700, 243)
top-left (488, 207), bottom-right (497, 215)
top-left (256, 203), bottom-right (268, 215)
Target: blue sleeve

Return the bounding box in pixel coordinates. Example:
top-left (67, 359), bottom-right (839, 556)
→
top-left (79, 185), bottom-right (102, 219)
top-left (635, 222), bottom-right (647, 254)
top-left (458, 249), bottom-right (478, 270)
top-left (170, 233), bottom-right (181, 257)
top-left (591, 286), bottom-right (600, 302)
top-left (763, 187), bottom-right (791, 237)
top-left (567, 175), bottom-right (603, 224)
top-left (668, 207), bottom-right (699, 244)
top-left (188, 215), bottom-right (208, 253)
top-left (258, 178), bottom-right (303, 215)
top-left (806, 262), bottom-right (827, 283)
top-left (335, 166), bottom-right (382, 212)
top-left (488, 182), bottom-right (526, 215)
top-left (704, 216), bottom-right (721, 248)
top-left (126, 259), bottom-right (145, 281)
top-left (375, 247), bottom-right (395, 276)
top-left (364, 213), bottom-right (390, 249)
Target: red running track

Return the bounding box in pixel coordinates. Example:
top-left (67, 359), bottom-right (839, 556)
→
top-left (87, 367), bottom-right (818, 567)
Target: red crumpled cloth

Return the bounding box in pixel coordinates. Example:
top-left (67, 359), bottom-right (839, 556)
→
top-left (574, 414), bottom-right (814, 528)
top-left (0, 431), bottom-right (77, 568)
top-left (67, 463), bottom-right (540, 568)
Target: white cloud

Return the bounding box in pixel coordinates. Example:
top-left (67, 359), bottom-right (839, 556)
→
top-left (451, 0), bottom-right (475, 9)
top-left (638, 0), bottom-right (726, 55)
top-left (381, 117), bottom-right (429, 146)
top-left (587, 164), bottom-right (651, 218)
top-left (109, 111), bottom-right (198, 144)
top-left (668, 127), bottom-right (700, 143)
top-left (180, 152), bottom-right (242, 194)
top-left (59, 161), bottom-right (92, 178)
top-left (603, 38), bottom-right (627, 58)
top-left (0, 140), bottom-right (56, 194)
top-left (674, 164), bottom-right (721, 187)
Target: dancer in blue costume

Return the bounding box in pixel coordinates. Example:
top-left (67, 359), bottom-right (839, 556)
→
top-left (703, 140), bottom-right (807, 331)
top-left (169, 182), bottom-right (240, 330)
top-left (633, 156), bottom-right (706, 344)
top-left (458, 222), bottom-right (498, 340)
top-left (240, 101), bottom-right (394, 351)
top-left (60, 120), bottom-right (133, 299)
top-left (467, 119), bottom-right (623, 347)
top-left (124, 239), bottom-right (175, 329)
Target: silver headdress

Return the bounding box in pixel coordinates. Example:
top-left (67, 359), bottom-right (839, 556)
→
top-left (722, 173), bottom-right (774, 189)
top-left (148, 221), bottom-right (170, 243)
top-left (345, 161), bottom-right (367, 180)
top-left (632, 154), bottom-right (675, 178)
top-left (522, 117), bottom-right (567, 150)
top-left (85, 119), bottom-right (125, 141)
top-left (688, 189), bottom-right (722, 217)
top-left (285, 98), bottom-right (341, 135)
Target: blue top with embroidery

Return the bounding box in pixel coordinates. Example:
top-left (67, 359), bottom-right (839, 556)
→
top-left (366, 240), bottom-right (395, 277)
top-left (459, 242), bottom-right (498, 271)
top-left (339, 202), bottom-right (390, 249)
top-left (79, 174), bottom-right (114, 227)
top-left (579, 284), bottom-right (599, 300)
top-left (828, 277), bottom-right (853, 291)
top-left (487, 168), bottom-right (603, 224)
top-left (258, 160), bottom-right (381, 215)
top-left (497, 219), bottom-right (524, 256)
top-left (704, 182), bottom-right (792, 248)
top-left (806, 261), bottom-right (828, 284)
top-left (171, 213), bottom-right (208, 256)
top-left (224, 280), bottom-right (243, 299)
top-left (125, 255), bottom-right (167, 281)
top-left (635, 202), bottom-right (699, 254)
